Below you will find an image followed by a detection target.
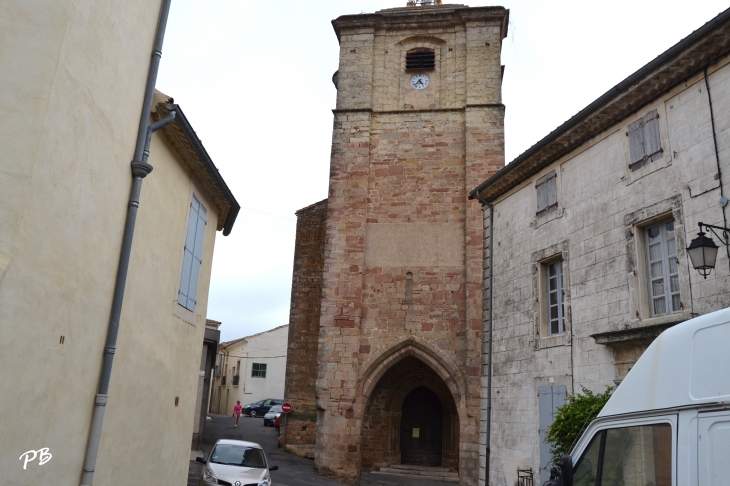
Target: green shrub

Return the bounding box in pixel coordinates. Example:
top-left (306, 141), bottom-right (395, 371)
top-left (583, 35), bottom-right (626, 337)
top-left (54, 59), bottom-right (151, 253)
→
top-left (545, 386), bottom-right (614, 462)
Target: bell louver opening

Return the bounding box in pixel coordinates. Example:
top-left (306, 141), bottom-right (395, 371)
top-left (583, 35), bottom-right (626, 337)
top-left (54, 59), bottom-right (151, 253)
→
top-left (406, 49), bottom-right (435, 71)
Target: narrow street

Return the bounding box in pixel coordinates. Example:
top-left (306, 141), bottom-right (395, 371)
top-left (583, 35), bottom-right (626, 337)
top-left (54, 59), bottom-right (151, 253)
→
top-left (188, 414), bottom-right (455, 486)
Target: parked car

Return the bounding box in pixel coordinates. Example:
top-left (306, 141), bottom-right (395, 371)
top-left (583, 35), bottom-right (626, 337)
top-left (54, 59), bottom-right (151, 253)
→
top-left (196, 439), bottom-right (278, 486)
top-left (544, 307), bottom-right (730, 486)
top-left (242, 398), bottom-right (284, 417)
top-left (263, 405), bottom-right (282, 426)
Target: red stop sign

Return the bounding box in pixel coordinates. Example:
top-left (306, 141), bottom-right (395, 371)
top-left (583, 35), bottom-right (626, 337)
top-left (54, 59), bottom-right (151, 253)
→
top-left (281, 402), bottom-right (292, 413)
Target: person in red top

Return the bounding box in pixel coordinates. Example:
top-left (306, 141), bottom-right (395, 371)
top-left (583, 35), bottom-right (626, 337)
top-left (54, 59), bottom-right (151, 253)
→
top-left (233, 401), bottom-right (243, 428)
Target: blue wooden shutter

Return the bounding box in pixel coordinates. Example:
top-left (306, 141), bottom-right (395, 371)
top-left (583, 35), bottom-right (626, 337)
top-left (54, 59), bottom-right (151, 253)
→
top-left (642, 110), bottom-right (662, 163)
top-left (628, 117), bottom-right (645, 167)
top-left (178, 196), bottom-right (207, 311)
top-left (539, 385), bottom-right (567, 484)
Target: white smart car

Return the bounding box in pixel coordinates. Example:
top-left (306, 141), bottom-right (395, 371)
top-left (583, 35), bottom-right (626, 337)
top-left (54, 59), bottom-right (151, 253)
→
top-left (196, 439), bottom-right (278, 486)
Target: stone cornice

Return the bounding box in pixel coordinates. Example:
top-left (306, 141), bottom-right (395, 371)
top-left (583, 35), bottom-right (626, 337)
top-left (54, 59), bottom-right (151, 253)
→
top-left (332, 5), bottom-right (508, 43)
top-left (471, 7), bottom-right (730, 203)
top-left (331, 104), bottom-right (505, 115)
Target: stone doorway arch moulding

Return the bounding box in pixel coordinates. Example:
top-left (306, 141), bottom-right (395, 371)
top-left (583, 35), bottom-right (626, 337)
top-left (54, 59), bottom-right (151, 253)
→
top-left (360, 336), bottom-right (467, 408)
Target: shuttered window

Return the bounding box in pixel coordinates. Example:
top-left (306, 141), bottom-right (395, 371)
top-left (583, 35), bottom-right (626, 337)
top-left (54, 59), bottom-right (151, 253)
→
top-left (628, 109), bottom-right (663, 171)
top-left (645, 220), bottom-right (680, 316)
top-left (178, 195), bottom-right (207, 312)
top-left (536, 171), bottom-right (558, 217)
top-left (545, 260), bottom-right (565, 335)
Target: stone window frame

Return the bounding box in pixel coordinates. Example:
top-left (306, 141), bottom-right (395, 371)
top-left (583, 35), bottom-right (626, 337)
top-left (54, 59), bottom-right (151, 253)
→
top-left (625, 195), bottom-right (693, 327)
top-left (532, 240), bottom-right (572, 350)
top-left (623, 103), bottom-right (673, 186)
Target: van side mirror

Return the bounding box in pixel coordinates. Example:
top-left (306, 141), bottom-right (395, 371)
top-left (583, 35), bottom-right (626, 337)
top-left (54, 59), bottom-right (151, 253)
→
top-left (544, 456), bottom-right (572, 486)
top-left (559, 455), bottom-right (573, 486)
top-left (269, 465), bottom-right (279, 471)
top-left (195, 456), bottom-right (206, 464)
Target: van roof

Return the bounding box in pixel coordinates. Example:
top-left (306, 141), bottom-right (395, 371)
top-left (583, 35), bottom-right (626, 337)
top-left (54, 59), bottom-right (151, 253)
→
top-left (599, 307), bottom-right (730, 418)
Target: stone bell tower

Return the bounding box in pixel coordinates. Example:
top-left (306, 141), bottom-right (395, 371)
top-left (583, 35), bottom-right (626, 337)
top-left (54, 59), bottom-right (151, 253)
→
top-left (283, 3), bottom-right (508, 485)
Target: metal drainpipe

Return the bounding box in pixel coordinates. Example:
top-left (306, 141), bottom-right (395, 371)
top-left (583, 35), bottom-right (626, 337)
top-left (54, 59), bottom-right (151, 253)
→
top-left (703, 66), bottom-right (730, 268)
top-left (474, 191), bottom-right (494, 486)
top-left (79, 1), bottom-right (174, 484)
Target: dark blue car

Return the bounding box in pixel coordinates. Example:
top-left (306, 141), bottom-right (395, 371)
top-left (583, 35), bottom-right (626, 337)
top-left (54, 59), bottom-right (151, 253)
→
top-left (242, 398), bottom-right (283, 417)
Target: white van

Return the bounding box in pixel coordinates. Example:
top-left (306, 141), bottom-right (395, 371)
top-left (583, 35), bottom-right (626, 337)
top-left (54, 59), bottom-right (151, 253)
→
top-left (547, 307), bottom-right (730, 486)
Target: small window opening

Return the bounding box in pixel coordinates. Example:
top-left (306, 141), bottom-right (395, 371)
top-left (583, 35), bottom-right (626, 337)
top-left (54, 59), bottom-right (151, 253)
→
top-left (406, 49), bottom-right (435, 71)
top-left (405, 272), bottom-right (413, 301)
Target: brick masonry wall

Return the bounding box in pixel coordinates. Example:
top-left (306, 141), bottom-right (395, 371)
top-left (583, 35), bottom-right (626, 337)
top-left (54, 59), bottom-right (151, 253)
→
top-left (283, 199), bottom-right (328, 455)
top-left (481, 59), bottom-right (730, 486)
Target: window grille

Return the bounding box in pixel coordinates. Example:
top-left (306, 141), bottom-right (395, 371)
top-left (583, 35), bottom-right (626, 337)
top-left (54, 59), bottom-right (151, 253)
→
top-left (645, 220), bottom-right (680, 316)
top-left (536, 171), bottom-right (558, 217)
top-left (628, 109), bottom-right (663, 171)
top-left (406, 49), bottom-right (435, 71)
top-left (252, 363), bottom-right (267, 378)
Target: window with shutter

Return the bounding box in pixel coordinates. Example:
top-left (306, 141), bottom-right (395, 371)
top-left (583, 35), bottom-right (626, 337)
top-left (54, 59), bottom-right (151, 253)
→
top-left (628, 109), bottom-right (663, 172)
top-left (645, 219), bottom-right (680, 316)
top-left (178, 195), bottom-right (207, 312)
top-left (536, 171), bottom-right (558, 217)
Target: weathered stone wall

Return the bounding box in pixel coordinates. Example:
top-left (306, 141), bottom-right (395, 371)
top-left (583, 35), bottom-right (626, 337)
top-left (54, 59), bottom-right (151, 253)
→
top-left (283, 199), bottom-right (327, 457)
top-left (310, 6), bottom-right (508, 486)
top-left (482, 57), bottom-right (730, 486)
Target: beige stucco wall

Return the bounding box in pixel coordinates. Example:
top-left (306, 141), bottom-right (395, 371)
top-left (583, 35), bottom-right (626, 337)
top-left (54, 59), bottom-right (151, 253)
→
top-left (0, 2), bottom-right (224, 484)
top-left (217, 325), bottom-right (289, 413)
top-left (483, 57), bottom-right (730, 485)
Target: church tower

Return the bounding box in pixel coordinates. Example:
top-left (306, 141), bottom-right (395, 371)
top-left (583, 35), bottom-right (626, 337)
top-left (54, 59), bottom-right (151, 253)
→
top-left (283, 3), bottom-right (508, 485)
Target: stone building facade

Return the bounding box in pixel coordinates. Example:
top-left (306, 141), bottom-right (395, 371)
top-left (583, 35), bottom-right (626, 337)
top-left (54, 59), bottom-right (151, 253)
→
top-left (283, 4), bottom-right (508, 485)
top-left (471, 8), bottom-right (730, 486)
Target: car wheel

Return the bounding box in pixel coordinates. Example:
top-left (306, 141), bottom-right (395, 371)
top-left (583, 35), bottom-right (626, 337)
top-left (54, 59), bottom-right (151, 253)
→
top-left (250, 410), bottom-right (257, 417)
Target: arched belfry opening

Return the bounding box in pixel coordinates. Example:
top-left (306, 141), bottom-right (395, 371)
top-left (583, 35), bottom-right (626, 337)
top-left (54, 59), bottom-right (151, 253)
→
top-left (361, 356), bottom-right (460, 472)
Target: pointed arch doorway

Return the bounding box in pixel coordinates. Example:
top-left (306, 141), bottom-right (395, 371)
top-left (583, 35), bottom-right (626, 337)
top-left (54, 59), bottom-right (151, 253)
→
top-left (400, 386), bottom-right (443, 466)
top-left (361, 356), bottom-right (460, 471)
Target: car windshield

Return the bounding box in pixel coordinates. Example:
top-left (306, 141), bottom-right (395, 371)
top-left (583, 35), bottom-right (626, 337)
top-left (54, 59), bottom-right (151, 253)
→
top-left (268, 406), bottom-right (282, 413)
top-left (209, 444), bottom-right (267, 468)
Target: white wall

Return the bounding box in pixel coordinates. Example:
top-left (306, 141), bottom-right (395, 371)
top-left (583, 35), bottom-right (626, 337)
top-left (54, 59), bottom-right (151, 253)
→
top-left (219, 325), bottom-right (288, 412)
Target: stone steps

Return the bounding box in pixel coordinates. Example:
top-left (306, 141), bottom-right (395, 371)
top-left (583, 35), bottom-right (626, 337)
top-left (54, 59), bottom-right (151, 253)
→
top-left (372, 464), bottom-right (459, 482)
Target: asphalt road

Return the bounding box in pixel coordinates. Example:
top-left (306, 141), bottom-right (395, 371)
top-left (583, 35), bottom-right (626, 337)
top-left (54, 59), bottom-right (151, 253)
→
top-left (188, 414), bottom-right (451, 486)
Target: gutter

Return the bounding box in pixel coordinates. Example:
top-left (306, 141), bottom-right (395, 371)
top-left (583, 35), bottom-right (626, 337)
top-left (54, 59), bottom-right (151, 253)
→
top-left (80, 1), bottom-right (174, 484)
top-left (158, 103), bottom-right (240, 235)
top-left (474, 191), bottom-right (494, 486)
top-left (470, 5), bottom-right (730, 200)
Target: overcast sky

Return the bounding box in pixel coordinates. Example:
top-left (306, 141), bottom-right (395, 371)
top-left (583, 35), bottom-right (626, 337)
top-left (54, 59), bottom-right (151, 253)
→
top-left (156, 0), bottom-right (729, 342)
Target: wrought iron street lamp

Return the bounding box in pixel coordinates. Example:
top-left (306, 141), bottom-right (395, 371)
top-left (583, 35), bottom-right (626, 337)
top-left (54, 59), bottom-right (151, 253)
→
top-left (686, 222), bottom-right (727, 278)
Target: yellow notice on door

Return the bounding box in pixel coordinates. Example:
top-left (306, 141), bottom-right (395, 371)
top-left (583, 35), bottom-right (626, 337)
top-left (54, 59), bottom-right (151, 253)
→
top-left (412, 428), bottom-right (420, 438)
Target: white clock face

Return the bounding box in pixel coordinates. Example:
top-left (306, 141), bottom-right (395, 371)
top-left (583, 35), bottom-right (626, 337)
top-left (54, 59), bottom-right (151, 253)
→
top-left (410, 73), bottom-right (430, 90)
